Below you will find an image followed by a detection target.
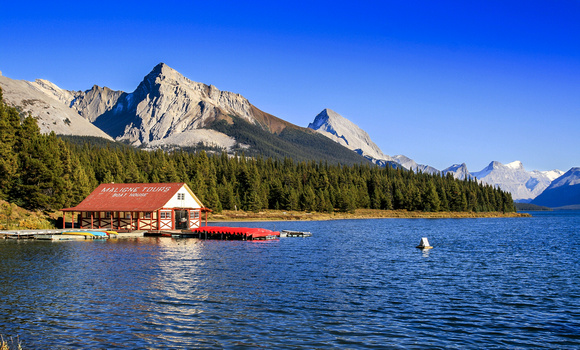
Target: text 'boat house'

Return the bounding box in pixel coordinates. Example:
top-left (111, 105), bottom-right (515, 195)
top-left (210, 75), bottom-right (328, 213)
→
top-left (61, 183), bottom-right (209, 231)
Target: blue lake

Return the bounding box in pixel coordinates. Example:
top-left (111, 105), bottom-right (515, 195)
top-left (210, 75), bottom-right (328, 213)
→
top-left (1, 212), bottom-right (579, 349)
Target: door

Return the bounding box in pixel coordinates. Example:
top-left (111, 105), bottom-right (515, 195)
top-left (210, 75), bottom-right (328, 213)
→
top-left (174, 210), bottom-right (189, 230)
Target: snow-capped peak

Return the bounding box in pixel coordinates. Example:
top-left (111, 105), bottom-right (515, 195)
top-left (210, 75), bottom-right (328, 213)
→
top-left (470, 160), bottom-right (563, 201)
top-left (539, 169), bottom-right (565, 182)
top-left (506, 160), bottom-right (524, 170)
top-left (547, 167), bottom-right (580, 189)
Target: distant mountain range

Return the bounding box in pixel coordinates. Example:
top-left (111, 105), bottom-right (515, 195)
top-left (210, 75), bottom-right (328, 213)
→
top-left (0, 64), bottom-right (577, 207)
top-left (306, 108), bottom-right (568, 203)
top-left (445, 160), bottom-right (563, 202)
top-left (306, 108), bottom-right (579, 207)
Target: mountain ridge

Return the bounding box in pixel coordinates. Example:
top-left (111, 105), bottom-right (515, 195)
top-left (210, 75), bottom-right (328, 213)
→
top-left (0, 63), bottom-right (371, 166)
top-left (0, 75), bottom-right (113, 139)
top-left (531, 168), bottom-right (580, 208)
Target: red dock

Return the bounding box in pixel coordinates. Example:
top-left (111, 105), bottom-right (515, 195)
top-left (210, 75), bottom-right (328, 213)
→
top-left (176, 226), bottom-right (280, 240)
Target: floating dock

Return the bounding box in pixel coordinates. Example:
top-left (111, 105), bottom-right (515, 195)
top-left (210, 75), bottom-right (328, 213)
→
top-left (280, 230), bottom-right (312, 237)
top-left (1, 230), bottom-right (118, 240)
top-left (175, 226), bottom-right (280, 240)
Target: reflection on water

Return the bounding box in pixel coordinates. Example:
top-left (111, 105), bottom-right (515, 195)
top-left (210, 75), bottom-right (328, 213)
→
top-left (1, 213), bottom-right (580, 349)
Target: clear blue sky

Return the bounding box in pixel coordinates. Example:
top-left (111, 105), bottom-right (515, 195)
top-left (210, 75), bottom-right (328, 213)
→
top-left (1, 1), bottom-right (578, 172)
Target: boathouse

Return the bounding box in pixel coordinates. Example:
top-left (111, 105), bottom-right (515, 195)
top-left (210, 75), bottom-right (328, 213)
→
top-left (61, 183), bottom-right (208, 231)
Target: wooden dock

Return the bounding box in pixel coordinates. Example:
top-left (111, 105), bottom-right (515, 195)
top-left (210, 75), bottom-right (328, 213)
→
top-left (1, 230), bottom-right (117, 240)
top-left (2, 230), bottom-right (63, 239)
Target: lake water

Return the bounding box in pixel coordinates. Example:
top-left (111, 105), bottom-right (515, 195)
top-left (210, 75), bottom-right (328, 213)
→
top-left (1, 212), bottom-right (579, 349)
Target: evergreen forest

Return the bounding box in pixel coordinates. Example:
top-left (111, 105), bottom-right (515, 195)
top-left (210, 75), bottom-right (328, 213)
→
top-left (0, 90), bottom-right (516, 214)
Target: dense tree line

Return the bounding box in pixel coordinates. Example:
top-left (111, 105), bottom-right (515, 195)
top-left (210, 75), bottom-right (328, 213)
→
top-left (0, 91), bottom-right (515, 213)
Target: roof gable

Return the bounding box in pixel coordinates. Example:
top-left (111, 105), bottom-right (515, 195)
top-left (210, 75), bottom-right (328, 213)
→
top-left (62, 183), bottom-right (204, 212)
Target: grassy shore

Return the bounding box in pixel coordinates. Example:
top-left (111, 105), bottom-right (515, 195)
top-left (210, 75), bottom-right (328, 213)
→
top-left (208, 209), bottom-right (531, 222)
top-left (0, 200), bottom-right (55, 230)
top-left (0, 199), bottom-right (530, 230)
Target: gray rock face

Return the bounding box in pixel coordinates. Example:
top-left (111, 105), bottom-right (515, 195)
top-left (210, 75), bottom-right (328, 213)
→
top-left (308, 108), bottom-right (388, 162)
top-left (101, 63), bottom-right (256, 146)
top-left (69, 85), bottom-right (125, 123)
top-left (0, 75), bottom-right (113, 139)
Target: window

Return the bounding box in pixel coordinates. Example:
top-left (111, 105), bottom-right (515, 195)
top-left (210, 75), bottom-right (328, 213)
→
top-left (144, 213), bottom-right (151, 219)
top-left (160, 212), bottom-right (172, 219)
top-left (177, 193), bottom-right (185, 200)
top-left (193, 211), bottom-right (200, 219)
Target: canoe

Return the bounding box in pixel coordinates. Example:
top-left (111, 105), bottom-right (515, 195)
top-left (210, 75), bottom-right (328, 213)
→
top-left (62, 230), bottom-right (111, 237)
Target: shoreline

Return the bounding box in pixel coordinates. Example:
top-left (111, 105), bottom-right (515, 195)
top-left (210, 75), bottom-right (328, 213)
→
top-left (207, 209), bottom-right (531, 222)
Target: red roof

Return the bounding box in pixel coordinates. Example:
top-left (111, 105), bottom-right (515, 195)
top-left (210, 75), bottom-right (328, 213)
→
top-left (62, 183), bottom-right (197, 212)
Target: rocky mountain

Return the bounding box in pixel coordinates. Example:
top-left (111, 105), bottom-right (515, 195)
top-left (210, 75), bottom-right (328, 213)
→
top-left (391, 155), bottom-right (439, 174)
top-left (307, 108), bottom-right (435, 172)
top-left (87, 63), bottom-right (292, 147)
top-left (0, 63), bottom-right (299, 149)
top-left (442, 161), bottom-right (564, 202)
top-left (0, 64), bottom-right (369, 165)
top-left (531, 168), bottom-right (580, 208)
top-left (469, 161), bottom-right (563, 202)
top-left (0, 73), bottom-right (113, 139)
top-left (308, 108), bottom-right (389, 162)
top-left (442, 163), bottom-right (472, 180)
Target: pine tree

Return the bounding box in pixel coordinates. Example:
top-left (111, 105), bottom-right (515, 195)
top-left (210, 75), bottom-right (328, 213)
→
top-left (423, 181), bottom-right (441, 212)
top-left (0, 93), bottom-right (20, 199)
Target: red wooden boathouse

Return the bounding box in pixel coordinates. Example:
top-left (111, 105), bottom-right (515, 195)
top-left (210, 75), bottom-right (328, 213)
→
top-left (61, 183), bottom-right (209, 231)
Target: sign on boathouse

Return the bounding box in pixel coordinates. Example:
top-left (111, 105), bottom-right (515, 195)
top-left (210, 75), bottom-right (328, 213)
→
top-left (61, 183), bottom-right (206, 231)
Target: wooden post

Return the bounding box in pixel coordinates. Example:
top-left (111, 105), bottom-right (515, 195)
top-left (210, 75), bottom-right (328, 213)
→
top-left (91, 212), bottom-right (94, 229)
top-left (157, 210), bottom-right (161, 231)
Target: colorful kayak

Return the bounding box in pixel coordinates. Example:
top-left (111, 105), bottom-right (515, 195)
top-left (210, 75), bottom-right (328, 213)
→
top-left (61, 230), bottom-right (116, 237)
